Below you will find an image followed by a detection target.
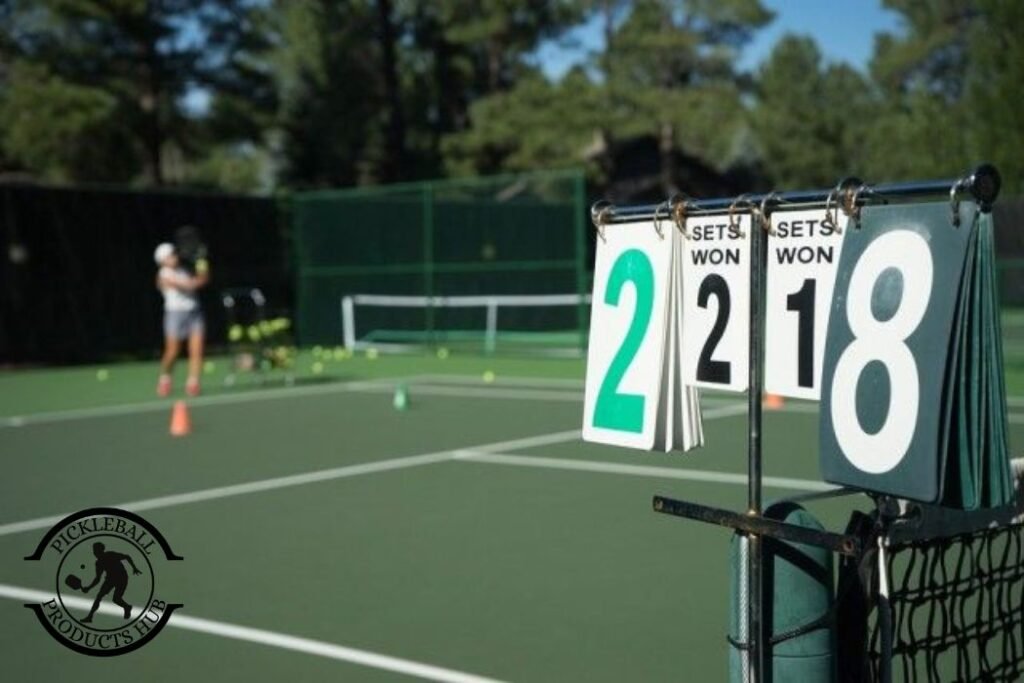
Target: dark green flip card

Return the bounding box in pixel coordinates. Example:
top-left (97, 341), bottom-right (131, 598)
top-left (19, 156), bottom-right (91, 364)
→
top-left (820, 202), bottom-right (972, 502)
top-left (981, 215), bottom-right (1014, 506)
top-left (977, 222), bottom-right (992, 508)
top-left (966, 212), bottom-right (985, 509)
top-left (938, 219), bottom-right (977, 508)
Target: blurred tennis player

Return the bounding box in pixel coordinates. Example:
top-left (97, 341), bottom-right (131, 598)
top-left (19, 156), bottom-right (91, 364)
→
top-left (154, 242), bottom-right (208, 396)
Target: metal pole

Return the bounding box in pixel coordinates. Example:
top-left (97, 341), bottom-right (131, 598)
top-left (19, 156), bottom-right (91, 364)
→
top-left (747, 205), bottom-right (767, 682)
top-left (423, 183), bottom-right (435, 343)
top-left (573, 171), bottom-right (588, 354)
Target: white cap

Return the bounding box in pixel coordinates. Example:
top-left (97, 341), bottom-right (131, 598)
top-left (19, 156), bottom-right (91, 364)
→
top-left (154, 242), bottom-right (175, 265)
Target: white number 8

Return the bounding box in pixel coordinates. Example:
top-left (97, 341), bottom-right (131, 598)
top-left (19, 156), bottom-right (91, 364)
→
top-left (831, 230), bottom-right (933, 474)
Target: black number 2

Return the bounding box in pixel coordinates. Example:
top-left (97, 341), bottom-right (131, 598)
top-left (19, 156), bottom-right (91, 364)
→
top-left (786, 278), bottom-right (816, 388)
top-left (697, 274), bottom-right (731, 383)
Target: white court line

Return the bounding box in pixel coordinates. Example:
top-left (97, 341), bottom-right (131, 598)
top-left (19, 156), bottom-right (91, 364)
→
top-left (454, 451), bottom-right (835, 493)
top-left (413, 374), bottom-right (584, 389)
top-left (359, 384), bottom-right (585, 403)
top-left (5, 367), bottom-right (1024, 428)
top-left (0, 378), bottom-right (407, 428)
top-left (0, 430), bottom-right (582, 538)
top-left (0, 405), bottom-right (753, 539)
top-left (0, 584), bottom-right (504, 683)
top-left (0, 377), bottom-right (586, 429)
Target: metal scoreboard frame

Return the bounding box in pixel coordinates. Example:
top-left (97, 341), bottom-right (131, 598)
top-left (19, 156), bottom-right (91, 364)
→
top-left (587, 164), bottom-right (1003, 683)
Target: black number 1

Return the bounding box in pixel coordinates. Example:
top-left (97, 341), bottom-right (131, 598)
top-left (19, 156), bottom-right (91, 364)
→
top-left (786, 278), bottom-right (816, 388)
top-left (697, 274), bottom-right (731, 383)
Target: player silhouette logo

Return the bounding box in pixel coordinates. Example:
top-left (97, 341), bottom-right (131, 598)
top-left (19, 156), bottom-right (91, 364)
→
top-left (68, 541), bottom-right (143, 622)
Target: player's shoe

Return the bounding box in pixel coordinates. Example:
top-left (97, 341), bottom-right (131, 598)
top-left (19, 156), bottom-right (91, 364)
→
top-left (157, 375), bottom-right (172, 397)
top-left (185, 376), bottom-right (200, 397)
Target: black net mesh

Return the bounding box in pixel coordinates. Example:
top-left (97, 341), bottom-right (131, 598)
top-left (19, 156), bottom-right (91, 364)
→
top-left (848, 510), bottom-right (1024, 683)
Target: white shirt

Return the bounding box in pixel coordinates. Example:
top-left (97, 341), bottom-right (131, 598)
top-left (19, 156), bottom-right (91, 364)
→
top-left (158, 266), bottom-right (198, 312)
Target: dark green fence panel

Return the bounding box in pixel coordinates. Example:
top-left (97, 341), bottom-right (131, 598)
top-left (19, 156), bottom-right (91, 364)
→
top-left (0, 183), bottom-right (285, 363)
top-left (292, 169), bottom-right (588, 346)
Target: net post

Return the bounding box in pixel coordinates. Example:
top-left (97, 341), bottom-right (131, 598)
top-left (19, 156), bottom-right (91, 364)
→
top-left (747, 203), bottom-right (768, 682)
top-left (289, 193), bottom-right (310, 347)
top-left (573, 170), bottom-right (588, 354)
top-left (485, 299), bottom-right (498, 354)
top-left (341, 296), bottom-right (356, 351)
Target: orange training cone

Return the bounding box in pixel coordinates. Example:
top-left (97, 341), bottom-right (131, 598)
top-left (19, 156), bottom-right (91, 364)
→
top-left (763, 393), bottom-right (785, 410)
top-left (170, 400), bottom-right (191, 436)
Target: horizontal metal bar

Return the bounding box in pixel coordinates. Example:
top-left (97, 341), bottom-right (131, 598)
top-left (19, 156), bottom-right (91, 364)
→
top-left (600, 164), bottom-right (1001, 223)
top-left (652, 495), bottom-right (861, 556)
top-left (346, 293), bottom-right (591, 307)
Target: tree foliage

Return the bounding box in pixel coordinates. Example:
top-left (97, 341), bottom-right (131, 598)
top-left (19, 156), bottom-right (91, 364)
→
top-left (0, 0), bottom-right (1021, 193)
top-left (0, 0), bottom-right (274, 185)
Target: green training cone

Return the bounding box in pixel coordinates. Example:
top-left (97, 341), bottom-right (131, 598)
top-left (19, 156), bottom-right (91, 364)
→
top-left (393, 384), bottom-right (409, 411)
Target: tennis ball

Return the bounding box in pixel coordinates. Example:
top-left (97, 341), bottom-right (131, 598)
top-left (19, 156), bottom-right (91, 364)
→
top-left (366, 348), bottom-right (379, 360)
top-left (312, 345), bottom-right (324, 358)
top-left (203, 361), bottom-right (216, 375)
top-left (259, 321), bottom-right (273, 336)
top-left (312, 361), bottom-right (324, 375)
top-left (96, 369), bottom-right (109, 381)
top-left (228, 325), bottom-right (243, 342)
top-left (436, 347), bottom-right (450, 360)
top-left (482, 370), bottom-right (495, 383)
top-left (333, 347), bottom-right (346, 361)
top-left (247, 325), bottom-right (261, 342)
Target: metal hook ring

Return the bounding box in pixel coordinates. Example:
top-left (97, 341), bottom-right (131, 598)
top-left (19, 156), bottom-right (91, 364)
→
top-left (669, 193), bottom-right (691, 238)
top-left (759, 192), bottom-right (782, 235)
top-left (727, 194), bottom-right (753, 237)
top-left (849, 184), bottom-right (872, 229)
top-left (822, 189), bottom-right (839, 231)
top-left (949, 177), bottom-right (968, 228)
top-left (652, 199), bottom-right (670, 239)
top-left (590, 200), bottom-right (613, 242)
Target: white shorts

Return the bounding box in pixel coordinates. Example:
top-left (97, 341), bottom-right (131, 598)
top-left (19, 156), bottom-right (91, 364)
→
top-left (164, 309), bottom-right (204, 339)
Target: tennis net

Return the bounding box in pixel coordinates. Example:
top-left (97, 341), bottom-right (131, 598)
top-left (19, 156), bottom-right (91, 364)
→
top-left (340, 293), bottom-right (591, 356)
top-left (841, 459), bottom-right (1024, 682)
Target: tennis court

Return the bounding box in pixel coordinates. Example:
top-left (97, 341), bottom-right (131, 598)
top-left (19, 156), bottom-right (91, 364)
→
top-left (1, 354), bottom-right (1023, 681)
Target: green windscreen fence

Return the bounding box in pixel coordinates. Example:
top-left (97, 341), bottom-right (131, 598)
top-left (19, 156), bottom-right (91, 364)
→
top-left (292, 169), bottom-right (589, 352)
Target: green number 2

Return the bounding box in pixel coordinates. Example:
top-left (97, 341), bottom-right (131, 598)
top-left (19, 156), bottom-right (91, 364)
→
top-left (593, 249), bottom-right (654, 433)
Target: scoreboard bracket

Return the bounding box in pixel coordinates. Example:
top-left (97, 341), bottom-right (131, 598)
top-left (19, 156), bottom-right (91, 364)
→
top-left (591, 163), bottom-right (1001, 683)
top-left (652, 494), bottom-right (862, 556)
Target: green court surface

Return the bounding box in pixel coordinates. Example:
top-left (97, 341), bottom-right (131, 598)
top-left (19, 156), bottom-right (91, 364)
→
top-left (1, 353), bottom-right (1023, 681)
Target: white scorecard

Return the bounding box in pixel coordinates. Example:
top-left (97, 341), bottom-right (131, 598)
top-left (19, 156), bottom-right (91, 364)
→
top-left (680, 214), bottom-right (752, 392)
top-left (764, 209), bottom-right (846, 399)
top-left (583, 220), bottom-right (673, 449)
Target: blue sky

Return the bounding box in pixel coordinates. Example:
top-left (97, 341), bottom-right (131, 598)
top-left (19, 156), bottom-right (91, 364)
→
top-left (534, 0), bottom-right (904, 78)
top-left (184, 2), bottom-right (903, 114)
